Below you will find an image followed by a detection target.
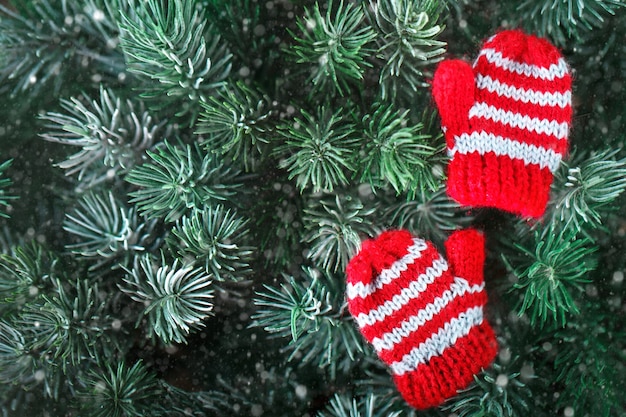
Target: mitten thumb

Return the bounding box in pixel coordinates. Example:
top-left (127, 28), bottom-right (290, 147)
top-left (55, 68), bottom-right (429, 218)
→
top-left (432, 59), bottom-right (475, 146)
top-left (444, 228), bottom-right (485, 286)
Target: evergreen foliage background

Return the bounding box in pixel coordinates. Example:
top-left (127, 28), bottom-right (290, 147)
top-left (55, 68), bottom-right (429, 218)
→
top-left (0, 0), bottom-right (625, 416)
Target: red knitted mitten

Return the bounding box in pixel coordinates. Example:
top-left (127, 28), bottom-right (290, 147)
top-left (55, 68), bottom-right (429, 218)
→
top-left (346, 229), bottom-right (498, 409)
top-left (432, 30), bottom-right (572, 218)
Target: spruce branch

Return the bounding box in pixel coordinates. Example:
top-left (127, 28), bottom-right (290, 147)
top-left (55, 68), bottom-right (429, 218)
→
top-left (40, 86), bottom-right (166, 185)
top-left (120, 255), bottom-right (214, 344)
top-left (289, 0), bottom-right (376, 96)
top-left (15, 278), bottom-right (117, 370)
top-left (0, 159), bottom-right (15, 218)
top-left (0, 321), bottom-right (32, 386)
top-left (385, 186), bottom-right (472, 244)
top-left (358, 104), bottom-right (442, 195)
top-left (502, 226), bottom-right (597, 328)
top-left (318, 393), bottom-right (402, 417)
top-left (551, 302), bottom-right (626, 416)
top-left (63, 191), bottom-right (155, 269)
top-left (253, 270), bottom-right (333, 343)
top-left (303, 193), bottom-right (379, 274)
top-left (368, 0), bottom-right (446, 99)
top-left (0, 0), bottom-right (125, 99)
top-left (252, 268), bottom-right (367, 372)
top-left (126, 140), bottom-right (244, 223)
top-left (118, 0), bottom-right (232, 124)
top-left (196, 81), bottom-right (275, 169)
top-left (0, 243), bottom-right (58, 313)
top-left (547, 148), bottom-right (626, 233)
top-left (277, 106), bottom-right (358, 193)
top-left (444, 361), bottom-right (532, 417)
top-left (78, 360), bottom-right (162, 417)
top-left (517, 0), bottom-right (626, 45)
top-left (168, 205), bottom-right (254, 282)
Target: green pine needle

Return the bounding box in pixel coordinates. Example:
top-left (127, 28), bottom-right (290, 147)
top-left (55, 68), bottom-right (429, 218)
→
top-left (78, 361), bottom-right (162, 417)
top-left (444, 361), bottom-right (532, 417)
top-left (120, 255), bottom-right (214, 344)
top-left (0, 321), bottom-right (32, 385)
top-left (0, 1), bottom-right (124, 99)
top-left (551, 302), bottom-right (626, 416)
top-left (0, 158), bottom-right (15, 218)
top-left (63, 191), bottom-right (154, 269)
top-left (386, 186), bottom-right (473, 244)
top-left (289, 0), bottom-right (376, 95)
top-left (358, 104), bottom-right (442, 195)
top-left (319, 393), bottom-right (402, 417)
top-left (168, 205), bottom-right (254, 282)
top-left (40, 86), bottom-right (165, 184)
top-left (303, 193), bottom-right (379, 273)
top-left (252, 268), bottom-right (366, 371)
top-left (517, 0), bottom-right (626, 45)
top-left (118, 0), bottom-right (232, 124)
top-left (126, 140), bottom-right (244, 222)
top-left (15, 278), bottom-right (115, 370)
top-left (196, 81), bottom-right (275, 169)
top-left (368, 0), bottom-right (446, 99)
top-left (548, 148), bottom-right (626, 232)
top-left (277, 106), bottom-right (358, 193)
top-left (0, 243), bottom-right (58, 310)
top-left (503, 227), bottom-right (598, 328)
top-left (253, 270), bottom-right (332, 342)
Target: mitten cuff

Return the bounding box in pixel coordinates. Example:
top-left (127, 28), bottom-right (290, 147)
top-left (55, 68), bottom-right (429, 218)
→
top-left (447, 150), bottom-right (555, 218)
top-left (393, 320), bottom-right (498, 409)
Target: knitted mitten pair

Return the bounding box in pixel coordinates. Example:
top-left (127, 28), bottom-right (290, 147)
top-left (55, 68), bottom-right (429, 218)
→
top-left (346, 30), bottom-right (572, 409)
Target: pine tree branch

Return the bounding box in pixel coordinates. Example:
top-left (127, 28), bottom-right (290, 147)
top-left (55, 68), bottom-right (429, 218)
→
top-left (277, 106), bottom-right (358, 193)
top-left (252, 267), bottom-right (367, 374)
top-left (168, 205), bottom-right (254, 282)
top-left (288, 0), bottom-right (376, 96)
top-left (516, 0), bottom-right (626, 45)
top-left (63, 191), bottom-right (157, 270)
top-left (357, 104), bottom-right (443, 195)
top-left (120, 255), bottom-right (214, 344)
top-left (196, 81), bottom-right (276, 170)
top-left (118, 0), bottom-right (232, 125)
top-left (40, 86), bottom-right (167, 186)
top-left (303, 193), bottom-right (379, 274)
top-left (502, 226), bottom-right (598, 328)
top-left (125, 140), bottom-right (244, 222)
top-left (367, 0), bottom-right (446, 100)
top-left (77, 360), bottom-right (163, 417)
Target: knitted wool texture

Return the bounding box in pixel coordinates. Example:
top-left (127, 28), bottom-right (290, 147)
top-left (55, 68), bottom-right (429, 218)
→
top-left (346, 229), bottom-right (498, 409)
top-left (432, 30), bottom-right (572, 218)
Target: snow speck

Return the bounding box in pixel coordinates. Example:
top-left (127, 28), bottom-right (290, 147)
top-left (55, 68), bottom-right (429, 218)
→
top-left (29, 286), bottom-right (39, 297)
top-left (250, 404), bottom-right (263, 416)
top-left (564, 406), bottom-right (574, 417)
top-left (495, 374), bottom-right (509, 388)
top-left (92, 9), bottom-right (105, 21)
top-left (239, 66), bottom-right (251, 77)
top-left (612, 270), bottom-right (624, 284)
top-left (34, 369), bottom-right (46, 382)
top-left (111, 319), bottom-right (122, 330)
top-left (254, 24), bottom-right (266, 37)
top-left (520, 363), bottom-right (535, 381)
top-left (29, 75), bottom-right (37, 85)
top-left (295, 384), bottom-right (307, 399)
top-left (498, 347), bottom-right (512, 363)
